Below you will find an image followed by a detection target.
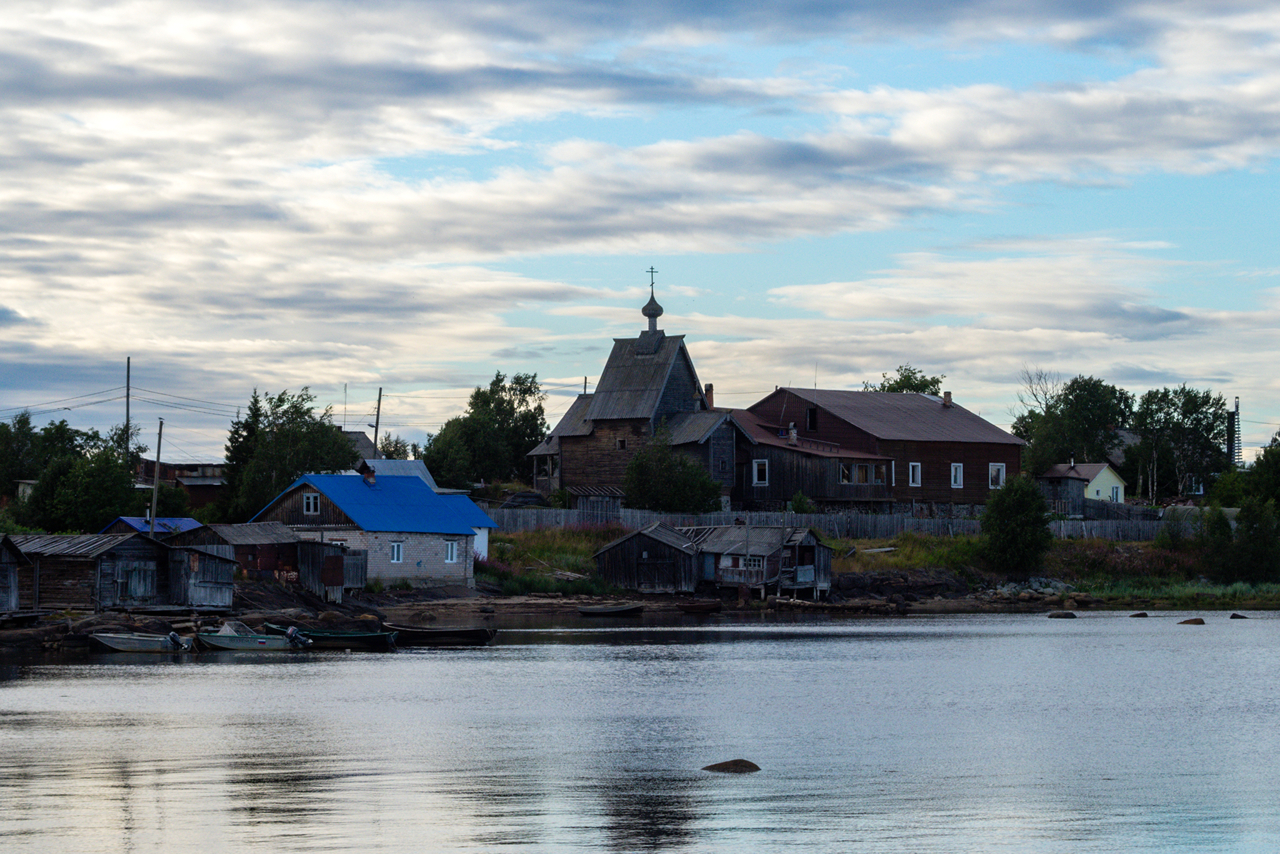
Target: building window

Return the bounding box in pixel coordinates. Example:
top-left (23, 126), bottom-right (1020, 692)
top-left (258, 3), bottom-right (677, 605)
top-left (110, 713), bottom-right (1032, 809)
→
top-left (909, 463), bottom-right (921, 487)
top-left (616, 438), bottom-right (627, 451)
top-left (752, 459), bottom-right (768, 486)
top-left (951, 463), bottom-right (963, 489)
top-left (856, 464), bottom-right (870, 485)
top-left (840, 462), bottom-right (852, 484)
top-left (805, 407), bottom-right (818, 431)
top-left (1111, 485), bottom-right (1122, 502)
top-left (303, 493), bottom-right (319, 515)
top-left (390, 542), bottom-right (403, 563)
top-left (873, 463), bottom-right (887, 485)
top-left (719, 459), bottom-right (728, 473)
top-left (746, 556), bottom-right (764, 570)
top-left (989, 463), bottom-right (1006, 489)
top-left (444, 541), bottom-right (458, 563)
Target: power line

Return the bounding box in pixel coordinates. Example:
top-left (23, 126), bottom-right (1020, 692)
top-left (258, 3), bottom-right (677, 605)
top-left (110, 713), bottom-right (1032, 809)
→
top-left (0, 386), bottom-right (127, 414)
top-left (132, 386), bottom-right (240, 414)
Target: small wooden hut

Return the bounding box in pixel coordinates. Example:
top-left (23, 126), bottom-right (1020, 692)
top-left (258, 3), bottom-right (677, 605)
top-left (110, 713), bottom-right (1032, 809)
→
top-left (8, 533), bottom-right (170, 611)
top-left (593, 522), bottom-right (700, 593)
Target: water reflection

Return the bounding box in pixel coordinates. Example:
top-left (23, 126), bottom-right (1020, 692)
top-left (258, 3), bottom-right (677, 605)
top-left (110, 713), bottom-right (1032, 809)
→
top-left (596, 773), bottom-right (700, 851)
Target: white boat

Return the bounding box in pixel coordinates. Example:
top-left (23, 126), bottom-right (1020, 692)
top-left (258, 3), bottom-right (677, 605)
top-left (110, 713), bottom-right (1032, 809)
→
top-left (197, 621), bottom-right (311, 651)
top-left (90, 631), bottom-right (194, 653)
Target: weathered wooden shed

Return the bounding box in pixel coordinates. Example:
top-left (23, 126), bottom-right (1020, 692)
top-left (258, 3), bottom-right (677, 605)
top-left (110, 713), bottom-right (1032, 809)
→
top-left (0, 535), bottom-right (33, 613)
top-left (593, 522), bottom-right (700, 593)
top-left (678, 525), bottom-right (831, 600)
top-left (166, 522), bottom-right (363, 602)
top-left (8, 533), bottom-right (170, 611)
top-left (167, 546), bottom-right (237, 609)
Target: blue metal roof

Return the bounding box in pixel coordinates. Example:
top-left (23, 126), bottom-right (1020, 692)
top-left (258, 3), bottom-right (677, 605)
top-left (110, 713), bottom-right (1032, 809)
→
top-left (256, 474), bottom-right (476, 536)
top-left (439, 494), bottom-right (498, 529)
top-left (99, 516), bottom-right (204, 535)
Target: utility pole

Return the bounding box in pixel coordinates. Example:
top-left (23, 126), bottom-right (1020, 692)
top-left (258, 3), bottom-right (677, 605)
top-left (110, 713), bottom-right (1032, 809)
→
top-left (149, 418), bottom-right (163, 537)
top-left (124, 357), bottom-right (131, 457)
top-left (371, 387), bottom-right (383, 459)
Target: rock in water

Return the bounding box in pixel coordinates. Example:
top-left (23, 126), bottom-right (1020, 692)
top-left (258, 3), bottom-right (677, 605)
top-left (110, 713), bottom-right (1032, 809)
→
top-left (1046, 611), bottom-right (1076, 619)
top-left (703, 759), bottom-right (761, 774)
top-left (1178, 617), bottom-right (1205, 625)
top-left (1129, 612), bottom-right (1148, 618)
top-left (1230, 613), bottom-right (1249, 619)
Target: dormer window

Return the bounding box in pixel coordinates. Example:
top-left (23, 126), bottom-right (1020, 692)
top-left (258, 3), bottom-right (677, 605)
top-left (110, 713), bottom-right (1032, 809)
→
top-left (303, 493), bottom-right (320, 515)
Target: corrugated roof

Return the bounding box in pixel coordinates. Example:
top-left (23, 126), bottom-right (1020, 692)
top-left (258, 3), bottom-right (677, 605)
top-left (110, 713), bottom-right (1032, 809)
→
top-left (771, 389), bottom-right (1024, 445)
top-left (585, 334), bottom-right (699, 422)
top-left (439, 494), bottom-right (498, 529)
top-left (204, 521), bottom-right (301, 545)
top-left (353, 458), bottom-right (439, 490)
top-left (254, 474), bottom-right (475, 536)
top-left (731, 409), bottom-right (889, 459)
top-left (98, 516), bottom-right (204, 535)
top-left (9, 533), bottom-right (143, 558)
top-left (677, 525), bottom-right (798, 555)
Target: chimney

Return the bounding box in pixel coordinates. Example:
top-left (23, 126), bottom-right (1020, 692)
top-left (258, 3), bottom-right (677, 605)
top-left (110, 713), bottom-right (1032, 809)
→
top-left (942, 391), bottom-right (952, 408)
top-left (704, 383), bottom-right (714, 409)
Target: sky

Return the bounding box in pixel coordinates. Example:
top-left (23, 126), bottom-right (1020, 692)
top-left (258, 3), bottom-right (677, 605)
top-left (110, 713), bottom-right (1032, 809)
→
top-left (2, 0), bottom-right (1279, 465)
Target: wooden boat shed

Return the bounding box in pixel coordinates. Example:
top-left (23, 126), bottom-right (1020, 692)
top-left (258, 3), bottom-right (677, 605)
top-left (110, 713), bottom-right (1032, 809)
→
top-left (166, 522), bottom-right (364, 602)
top-left (0, 535), bottom-right (33, 613)
top-left (594, 523), bottom-right (832, 600)
top-left (8, 533), bottom-right (171, 611)
top-left (594, 522), bottom-right (700, 594)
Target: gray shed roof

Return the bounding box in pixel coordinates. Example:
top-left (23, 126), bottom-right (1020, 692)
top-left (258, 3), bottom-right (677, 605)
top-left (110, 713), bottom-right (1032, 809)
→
top-left (593, 522), bottom-right (698, 558)
top-left (354, 458), bottom-right (439, 489)
top-left (203, 521), bottom-right (301, 545)
top-left (9, 533), bottom-right (145, 558)
top-left (771, 389), bottom-right (1024, 445)
top-left (529, 394), bottom-right (594, 456)
top-left (676, 525), bottom-right (805, 556)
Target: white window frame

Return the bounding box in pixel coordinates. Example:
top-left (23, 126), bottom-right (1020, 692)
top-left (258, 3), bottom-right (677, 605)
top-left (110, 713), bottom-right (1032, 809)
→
top-left (390, 542), bottom-right (403, 564)
top-left (444, 541), bottom-right (458, 564)
top-left (909, 462), bottom-right (922, 487)
top-left (302, 493), bottom-right (320, 515)
top-left (989, 463), bottom-right (1006, 489)
top-left (951, 463), bottom-right (963, 489)
top-left (745, 555), bottom-right (764, 570)
top-left (1111, 485), bottom-right (1122, 502)
top-left (752, 459), bottom-right (768, 486)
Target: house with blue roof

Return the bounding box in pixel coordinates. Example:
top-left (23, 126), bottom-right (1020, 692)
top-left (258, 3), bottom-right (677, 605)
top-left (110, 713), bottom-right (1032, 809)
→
top-left (99, 516), bottom-right (204, 538)
top-left (252, 472), bottom-right (479, 587)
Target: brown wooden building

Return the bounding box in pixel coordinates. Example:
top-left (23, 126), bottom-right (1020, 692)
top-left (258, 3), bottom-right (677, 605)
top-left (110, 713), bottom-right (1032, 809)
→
top-left (529, 289), bottom-right (734, 511)
top-left (8, 533), bottom-right (170, 611)
top-left (0, 535), bottom-right (32, 613)
top-left (741, 388), bottom-right (1024, 510)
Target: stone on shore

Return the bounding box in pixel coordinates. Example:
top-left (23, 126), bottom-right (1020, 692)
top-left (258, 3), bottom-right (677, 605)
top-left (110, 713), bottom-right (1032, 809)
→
top-left (703, 759), bottom-right (761, 773)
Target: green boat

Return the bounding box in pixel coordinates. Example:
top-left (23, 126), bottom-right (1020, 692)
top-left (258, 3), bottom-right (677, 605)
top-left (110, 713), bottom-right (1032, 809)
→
top-left (264, 622), bottom-right (397, 651)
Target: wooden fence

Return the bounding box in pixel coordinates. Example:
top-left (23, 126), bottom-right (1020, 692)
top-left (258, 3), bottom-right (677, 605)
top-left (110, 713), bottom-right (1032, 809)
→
top-left (485, 508), bottom-right (1172, 542)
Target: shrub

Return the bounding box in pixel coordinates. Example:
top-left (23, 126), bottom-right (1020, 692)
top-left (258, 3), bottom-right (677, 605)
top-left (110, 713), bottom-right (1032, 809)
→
top-left (789, 491), bottom-right (817, 514)
top-left (980, 475), bottom-right (1053, 580)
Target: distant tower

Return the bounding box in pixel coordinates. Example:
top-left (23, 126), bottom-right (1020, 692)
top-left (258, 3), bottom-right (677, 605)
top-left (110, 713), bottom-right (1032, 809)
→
top-left (1233, 397), bottom-right (1243, 468)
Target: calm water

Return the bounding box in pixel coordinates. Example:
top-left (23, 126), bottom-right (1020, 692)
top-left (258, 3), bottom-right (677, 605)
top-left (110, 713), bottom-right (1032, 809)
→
top-left (2, 612), bottom-right (1279, 853)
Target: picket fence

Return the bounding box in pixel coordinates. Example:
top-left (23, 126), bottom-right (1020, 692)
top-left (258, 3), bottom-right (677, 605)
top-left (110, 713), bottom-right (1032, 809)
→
top-left (485, 508), bottom-right (1172, 542)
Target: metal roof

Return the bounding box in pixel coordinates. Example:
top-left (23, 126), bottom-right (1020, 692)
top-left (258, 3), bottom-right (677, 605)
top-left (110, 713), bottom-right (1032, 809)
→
top-left (676, 525), bottom-right (804, 556)
top-left (255, 474), bottom-right (475, 536)
top-left (9, 533), bottom-right (146, 558)
top-left (585, 333), bottom-right (701, 422)
top-left (731, 409), bottom-right (890, 459)
top-left (354, 459), bottom-right (439, 490)
top-left (202, 521), bottom-right (301, 545)
top-left (439, 494), bottom-right (498, 529)
top-left (98, 516), bottom-right (204, 536)
top-left (766, 389), bottom-right (1024, 445)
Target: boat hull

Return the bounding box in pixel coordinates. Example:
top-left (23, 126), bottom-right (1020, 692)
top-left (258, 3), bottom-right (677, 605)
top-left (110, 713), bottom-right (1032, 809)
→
top-left (578, 604), bottom-right (644, 617)
top-left (264, 623), bottom-right (398, 650)
top-left (197, 632), bottom-right (303, 651)
top-left (382, 624), bottom-right (497, 647)
top-left (91, 632), bottom-right (194, 653)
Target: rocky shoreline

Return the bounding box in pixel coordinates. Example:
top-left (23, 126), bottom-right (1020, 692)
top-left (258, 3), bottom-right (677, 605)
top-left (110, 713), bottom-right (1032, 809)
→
top-left (0, 573), bottom-right (1265, 652)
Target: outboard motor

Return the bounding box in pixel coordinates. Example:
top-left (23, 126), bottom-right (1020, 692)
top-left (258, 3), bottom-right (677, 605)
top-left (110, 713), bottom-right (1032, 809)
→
top-left (285, 626), bottom-right (312, 648)
top-left (167, 631), bottom-right (184, 651)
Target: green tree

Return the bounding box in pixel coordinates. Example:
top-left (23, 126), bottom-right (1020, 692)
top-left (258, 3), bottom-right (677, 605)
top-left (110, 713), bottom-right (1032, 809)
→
top-left (1195, 503), bottom-right (1235, 582)
top-left (1129, 385), bottom-right (1227, 500)
top-left (421, 372), bottom-right (548, 488)
top-left (981, 475), bottom-right (1053, 580)
top-left (377, 433), bottom-right (412, 460)
top-left (865, 364), bottom-right (945, 395)
top-left (1013, 374), bottom-right (1133, 475)
top-left (219, 388), bottom-right (358, 521)
top-left (623, 427), bottom-right (721, 513)
top-left (1231, 497), bottom-right (1280, 584)
top-left (15, 442), bottom-right (137, 533)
